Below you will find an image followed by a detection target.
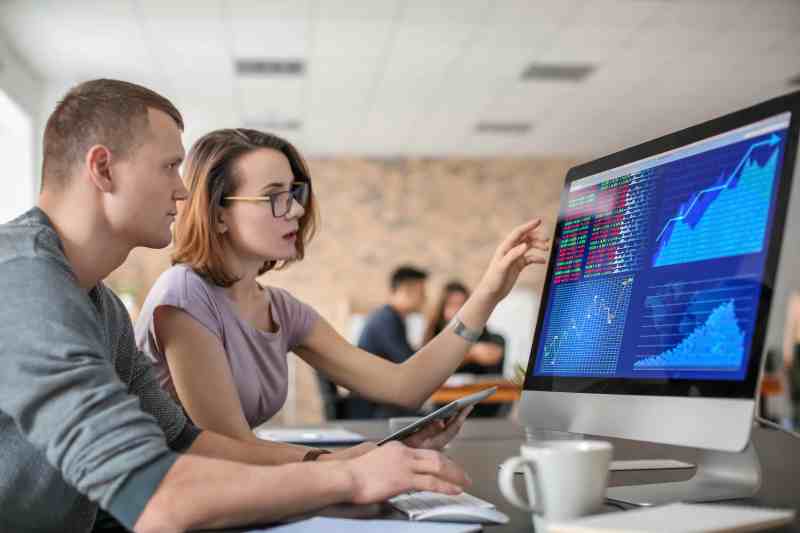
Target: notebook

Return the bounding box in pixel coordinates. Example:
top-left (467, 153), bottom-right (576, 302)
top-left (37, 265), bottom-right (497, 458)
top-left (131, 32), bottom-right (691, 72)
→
top-left (549, 503), bottom-right (795, 533)
top-left (247, 516), bottom-right (482, 532)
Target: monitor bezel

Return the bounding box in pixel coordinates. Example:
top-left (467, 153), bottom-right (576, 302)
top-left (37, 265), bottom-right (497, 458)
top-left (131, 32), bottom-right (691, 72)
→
top-left (524, 90), bottom-right (800, 399)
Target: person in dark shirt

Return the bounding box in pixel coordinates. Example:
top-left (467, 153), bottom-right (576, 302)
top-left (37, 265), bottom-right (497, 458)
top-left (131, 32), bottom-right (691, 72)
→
top-left (424, 281), bottom-right (506, 417)
top-left (353, 266), bottom-right (429, 418)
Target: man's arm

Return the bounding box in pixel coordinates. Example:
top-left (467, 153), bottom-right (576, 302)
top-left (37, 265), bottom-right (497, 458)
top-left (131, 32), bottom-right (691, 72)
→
top-left (135, 441), bottom-right (468, 533)
top-left (0, 257), bottom-right (179, 529)
top-left (110, 293), bottom-right (201, 452)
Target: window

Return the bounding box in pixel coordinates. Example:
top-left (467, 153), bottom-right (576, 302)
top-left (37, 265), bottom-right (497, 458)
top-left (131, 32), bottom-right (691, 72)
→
top-left (0, 89), bottom-right (35, 222)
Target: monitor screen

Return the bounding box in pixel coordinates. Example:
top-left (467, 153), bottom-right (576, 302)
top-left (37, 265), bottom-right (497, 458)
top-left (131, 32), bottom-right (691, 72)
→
top-left (527, 111), bottom-right (793, 392)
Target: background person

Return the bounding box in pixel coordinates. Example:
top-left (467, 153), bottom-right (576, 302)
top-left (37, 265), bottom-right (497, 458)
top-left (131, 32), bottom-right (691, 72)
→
top-left (424, 280), bottom-right (507, 417)
top-left (352, 265), bottom-right (430, 418)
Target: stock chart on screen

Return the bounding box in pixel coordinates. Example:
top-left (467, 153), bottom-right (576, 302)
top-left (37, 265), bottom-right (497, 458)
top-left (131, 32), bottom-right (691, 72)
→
top-left (534, 113), bottom-right (791, 381)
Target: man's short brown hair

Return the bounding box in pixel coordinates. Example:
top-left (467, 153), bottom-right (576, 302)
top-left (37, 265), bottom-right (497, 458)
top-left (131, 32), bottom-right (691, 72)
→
top-left (41, 79), bottom-right (184, 190)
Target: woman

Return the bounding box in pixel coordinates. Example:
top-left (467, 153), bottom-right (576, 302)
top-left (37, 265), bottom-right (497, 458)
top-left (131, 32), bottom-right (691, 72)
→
top-left (424, 281), bottom-right (507, 417)
top-left (135, 128), bottom-right (549, 461)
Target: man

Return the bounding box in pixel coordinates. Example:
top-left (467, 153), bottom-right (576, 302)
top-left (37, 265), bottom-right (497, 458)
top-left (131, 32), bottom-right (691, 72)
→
top-left (354, 265), bottom-right (429, 418)
top-left (0, 79), bottom-right (468, 533)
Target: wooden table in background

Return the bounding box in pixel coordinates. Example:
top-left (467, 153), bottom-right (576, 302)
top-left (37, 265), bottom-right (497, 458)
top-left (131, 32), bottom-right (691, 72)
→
top-left (430, 378), bottom-right (521, 404)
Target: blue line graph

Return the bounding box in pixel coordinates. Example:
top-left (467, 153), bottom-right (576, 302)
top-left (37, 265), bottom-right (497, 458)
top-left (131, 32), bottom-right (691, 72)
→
top-left (632, 277), bottom-right (756, 372)
top-left (633, 300), bottom-right (744, 370)
top-left (653, 134), bottom-right (782, 267)
top-left (538, 276), bottom-right (634, 375)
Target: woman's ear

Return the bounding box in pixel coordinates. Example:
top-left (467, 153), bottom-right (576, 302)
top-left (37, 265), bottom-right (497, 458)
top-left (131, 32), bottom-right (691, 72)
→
top-left (216, 216), bottom-right (228, 234)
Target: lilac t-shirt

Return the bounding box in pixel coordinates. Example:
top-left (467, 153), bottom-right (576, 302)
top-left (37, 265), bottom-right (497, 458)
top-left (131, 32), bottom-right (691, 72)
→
top-left (135, 264), bottom-right (319, 428)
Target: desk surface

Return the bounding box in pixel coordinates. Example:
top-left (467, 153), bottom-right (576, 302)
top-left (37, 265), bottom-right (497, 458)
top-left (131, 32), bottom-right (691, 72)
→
top-left (431, 379), bottom-right (521, 404)
top-left (212, 420), bottom-right (800, 532)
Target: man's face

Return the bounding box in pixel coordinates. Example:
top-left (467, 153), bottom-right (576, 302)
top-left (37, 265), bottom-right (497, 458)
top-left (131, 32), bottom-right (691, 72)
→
top-left (104, 108), bottom-right (187, 249)
top-left (403, 280), bottom-right (427, 313)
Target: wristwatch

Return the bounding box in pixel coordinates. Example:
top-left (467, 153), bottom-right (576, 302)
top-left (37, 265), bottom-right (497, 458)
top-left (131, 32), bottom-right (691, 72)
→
top-left (449, 315), bottom-right (484, 343)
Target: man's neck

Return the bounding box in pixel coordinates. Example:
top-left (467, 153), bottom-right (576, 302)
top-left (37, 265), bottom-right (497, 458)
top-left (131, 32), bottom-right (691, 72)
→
top-left (38, 196), bottom-right (131, 290)
top-left (388, 300), bottom-right (410, 317)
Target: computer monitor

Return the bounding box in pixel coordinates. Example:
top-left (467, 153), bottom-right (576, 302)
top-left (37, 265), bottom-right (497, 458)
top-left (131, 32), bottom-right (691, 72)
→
top-left (518, 91), bottom-right (800, 505)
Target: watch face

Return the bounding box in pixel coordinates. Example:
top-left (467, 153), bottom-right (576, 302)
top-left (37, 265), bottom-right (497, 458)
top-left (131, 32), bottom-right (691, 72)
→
top-left (453, 318), bottom-right (482, 343)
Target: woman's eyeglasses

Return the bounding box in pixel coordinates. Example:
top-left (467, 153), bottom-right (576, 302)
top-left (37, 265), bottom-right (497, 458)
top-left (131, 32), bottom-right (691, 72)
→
top-left (224, 182), bottom-right (309, 218)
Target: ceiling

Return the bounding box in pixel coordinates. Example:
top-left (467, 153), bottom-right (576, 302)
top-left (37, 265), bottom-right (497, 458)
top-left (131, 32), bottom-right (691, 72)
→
top-left (1, 0), bottom-right (799, 158)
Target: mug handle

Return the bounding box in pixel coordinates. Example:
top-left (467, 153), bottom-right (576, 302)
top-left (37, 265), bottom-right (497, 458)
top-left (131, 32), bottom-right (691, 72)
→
top-left (498, 456), bottom-right (543, 514)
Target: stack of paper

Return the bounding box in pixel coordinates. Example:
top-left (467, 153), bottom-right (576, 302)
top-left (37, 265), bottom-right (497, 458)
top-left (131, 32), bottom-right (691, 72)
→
top-left (550, 503), bottom-right (795, 533)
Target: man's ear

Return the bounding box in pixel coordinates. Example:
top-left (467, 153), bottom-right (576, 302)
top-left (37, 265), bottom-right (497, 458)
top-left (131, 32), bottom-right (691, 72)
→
top-left (85, 145), bottom-right (113, 193)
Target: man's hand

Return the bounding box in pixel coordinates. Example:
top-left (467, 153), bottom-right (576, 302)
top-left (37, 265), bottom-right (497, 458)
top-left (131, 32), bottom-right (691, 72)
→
top-left (345, 441), bottom-right (471, 504)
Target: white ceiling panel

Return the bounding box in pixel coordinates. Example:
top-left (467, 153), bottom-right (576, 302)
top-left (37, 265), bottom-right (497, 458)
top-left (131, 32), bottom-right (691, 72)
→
top-left (308, 60), bottom-right (378, 90)
top-left (311, 19), bottom-right (396, 59)
top-left (230, 18), bottom-right (309, 59)
top-left (229, 0), bottom-right (309, 21)
top-left (487, 83), bottom-right (582, 122)
top-left (645, 0), bottom-right (752, 31)
top-left (491, 0), bottom-right (585, 28)
top-left (228, 0), bottom-right (310, 59)
top-left (745, 0), bottom-right (800, 31)
top-left (237, 77), bottom-right (304, 121)
top-left (314, 0), bottom-right (400, 22)
top-left (0, 0), bottom-right (154, 80)
top-left (138, 1), bottom-right (230, 80)
top-left (401, 0), bottom-right (491, 25)
top-left (624, 27), bottom-right (715, 56)
top-left (570, 0), bottom-right (659, 29)
top-left (538, 25), bottom-right (633, 63)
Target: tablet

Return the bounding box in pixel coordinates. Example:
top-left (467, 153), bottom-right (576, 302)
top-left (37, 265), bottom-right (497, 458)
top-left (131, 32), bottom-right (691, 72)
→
top-left (377, 386), bottom-right (498, 445)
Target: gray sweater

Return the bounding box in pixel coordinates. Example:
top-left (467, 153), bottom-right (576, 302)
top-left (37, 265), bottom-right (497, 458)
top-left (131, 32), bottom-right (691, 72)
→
top-left (0, 207), bottom-right (199, 533)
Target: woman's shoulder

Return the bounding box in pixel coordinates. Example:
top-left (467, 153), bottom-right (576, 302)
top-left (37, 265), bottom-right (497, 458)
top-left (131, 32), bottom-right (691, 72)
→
top-left (150, 264), bottom-right (218, 303)
top-left (160, 263), bottom-right (212, 287)
top-left (264, 286), bottom-right (318, 319)
top-left (264, 285), bottom-right (301, 308)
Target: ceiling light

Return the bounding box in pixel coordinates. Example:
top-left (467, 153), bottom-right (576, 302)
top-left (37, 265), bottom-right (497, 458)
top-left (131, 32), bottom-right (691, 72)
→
top-left (521, 63), bottom-right (595, 82)
top-left (475, 122), bottom-right (532, 135)
top-left (243, 119), bottom-right (302, 131)
top-left (235, 59), bottom-right (305, 77)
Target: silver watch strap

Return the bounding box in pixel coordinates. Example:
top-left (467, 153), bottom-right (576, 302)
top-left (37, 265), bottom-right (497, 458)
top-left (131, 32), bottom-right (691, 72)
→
top-left (450, 315), bottom-right (484, 343)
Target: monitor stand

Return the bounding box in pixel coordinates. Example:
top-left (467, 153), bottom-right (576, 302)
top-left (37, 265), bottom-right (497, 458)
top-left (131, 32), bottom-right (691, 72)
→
top-left (606, 442), bottom-right (761, 506)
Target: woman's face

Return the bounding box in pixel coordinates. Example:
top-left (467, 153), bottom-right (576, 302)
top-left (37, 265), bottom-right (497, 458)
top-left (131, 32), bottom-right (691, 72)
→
top-left (221, 148), bottom-right (305, 264)
top-left (442, 290), bottom-right (468, 322)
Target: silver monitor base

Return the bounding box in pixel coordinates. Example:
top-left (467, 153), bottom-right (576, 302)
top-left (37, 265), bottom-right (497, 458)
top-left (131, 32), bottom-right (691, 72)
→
top-left (606, 442), bottom-right (761, 506)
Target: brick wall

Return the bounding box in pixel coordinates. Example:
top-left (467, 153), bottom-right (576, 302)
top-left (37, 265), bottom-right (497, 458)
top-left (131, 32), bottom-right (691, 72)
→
top-left (108, 156), bottom-right (576, 423)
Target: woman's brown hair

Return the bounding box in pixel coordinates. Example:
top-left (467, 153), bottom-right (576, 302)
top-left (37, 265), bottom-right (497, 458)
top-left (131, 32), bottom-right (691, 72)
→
top-left (172, 128), bottom-right (318, 287)
top-left (423, 280), bottom-right (470, 344)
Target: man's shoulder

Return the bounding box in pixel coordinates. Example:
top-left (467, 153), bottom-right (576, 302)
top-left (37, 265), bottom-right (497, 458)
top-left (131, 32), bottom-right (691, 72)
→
top-left (364, 305), bottom-right (398, 327)
top-left (0, 208), bottom-right (68, 270)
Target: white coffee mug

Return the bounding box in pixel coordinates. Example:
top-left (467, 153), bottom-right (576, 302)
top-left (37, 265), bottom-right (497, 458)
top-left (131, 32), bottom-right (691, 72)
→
top-left (498, 440), bottom-right (612, 531)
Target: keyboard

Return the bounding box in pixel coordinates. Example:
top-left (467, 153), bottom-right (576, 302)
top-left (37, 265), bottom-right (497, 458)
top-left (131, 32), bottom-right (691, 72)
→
top-left (389, 491), bottom-right (495, 520)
